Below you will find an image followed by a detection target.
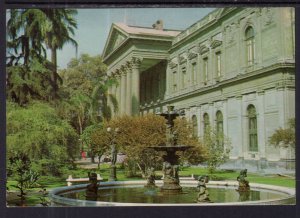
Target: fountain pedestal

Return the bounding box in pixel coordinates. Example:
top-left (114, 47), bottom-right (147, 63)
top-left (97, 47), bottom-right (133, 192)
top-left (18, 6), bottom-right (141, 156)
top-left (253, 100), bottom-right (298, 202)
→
top-left (151, 145), bottom-right (192, 192)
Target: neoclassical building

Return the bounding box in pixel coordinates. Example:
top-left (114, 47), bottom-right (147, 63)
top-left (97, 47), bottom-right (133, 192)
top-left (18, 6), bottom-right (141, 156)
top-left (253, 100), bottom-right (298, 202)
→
top-left (102, 8), bottom-right (295, 170)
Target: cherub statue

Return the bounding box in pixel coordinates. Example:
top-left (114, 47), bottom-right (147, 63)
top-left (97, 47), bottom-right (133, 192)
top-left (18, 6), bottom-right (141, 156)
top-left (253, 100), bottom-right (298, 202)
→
top-left (86, 172), bottom-right (99, 200)
top-left (145, 167), bottom-right (156, 187)
top-left (237, 169), bottom-right (250, 192)
top-left (196, 175), bottom-right (210, 202)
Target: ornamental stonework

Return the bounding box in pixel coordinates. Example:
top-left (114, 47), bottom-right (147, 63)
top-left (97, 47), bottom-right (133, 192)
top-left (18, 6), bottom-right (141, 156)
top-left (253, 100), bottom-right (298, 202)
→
top-left (225, 22), bottom-right (238, 45)
top-left (261, 8), bottom-right (275, 26)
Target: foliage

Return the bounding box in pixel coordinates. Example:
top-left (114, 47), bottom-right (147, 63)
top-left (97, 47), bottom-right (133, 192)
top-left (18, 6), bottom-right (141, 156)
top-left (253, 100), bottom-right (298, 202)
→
top-left (269, 118), bottom-right (295, 148)
top-left (173, 118), bottom-right (207, 165)
top-left (6, 60), bottom-right (54, 105)
top-left (202, 126), bottom-right (231, 174)
top-left (92, 114), bottom-right (207, 177)
top-left (83, 124), bottom-right (106, 166)
top-left (6, 100), bottom-right (79, 176)
top-left (59, 54), bottom-right (117, 135)
top-left (109, 114), bottom-right (166, 177)
top-left (7, 153), bottom-right (40, 205)
top-left (6, 9), bottom-right (78, 103)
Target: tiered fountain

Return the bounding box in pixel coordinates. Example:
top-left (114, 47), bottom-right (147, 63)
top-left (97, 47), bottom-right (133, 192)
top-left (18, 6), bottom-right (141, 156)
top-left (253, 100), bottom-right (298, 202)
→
top-left (149, 105), bottom-right (192, 192)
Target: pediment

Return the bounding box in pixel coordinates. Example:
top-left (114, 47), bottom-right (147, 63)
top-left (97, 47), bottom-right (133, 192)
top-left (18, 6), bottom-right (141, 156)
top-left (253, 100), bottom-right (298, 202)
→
top-left (102, 24), bottom-right (129, 60)
top-left (211, 39), bottom-right (222, 49)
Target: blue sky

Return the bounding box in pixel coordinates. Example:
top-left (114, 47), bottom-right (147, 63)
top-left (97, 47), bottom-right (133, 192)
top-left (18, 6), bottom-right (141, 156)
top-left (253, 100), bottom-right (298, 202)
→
top-left (56, 8), bottom-right (214, 69)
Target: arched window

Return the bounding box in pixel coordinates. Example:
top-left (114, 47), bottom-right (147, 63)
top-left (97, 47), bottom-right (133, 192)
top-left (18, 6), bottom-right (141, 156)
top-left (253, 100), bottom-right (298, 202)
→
top-left (216, 111), bottom-right (224, 146)
top-left (248, 105), bottom-right (258, 152)
top-left (203, 113), bottom-right (210, 135)
top-left (192, 115), bottom-right (198, 137)
top-left (245, 26), bottom-right (255, 66)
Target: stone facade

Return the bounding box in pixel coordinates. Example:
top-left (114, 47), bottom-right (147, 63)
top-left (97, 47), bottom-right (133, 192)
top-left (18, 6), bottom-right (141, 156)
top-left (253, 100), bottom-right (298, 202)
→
top-left (102, 8), bottom-right (295, 171)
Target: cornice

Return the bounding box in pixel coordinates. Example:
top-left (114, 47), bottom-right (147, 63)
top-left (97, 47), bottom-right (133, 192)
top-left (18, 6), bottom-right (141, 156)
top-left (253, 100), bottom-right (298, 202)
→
top-left (163, 62), bottom-right (295, 104)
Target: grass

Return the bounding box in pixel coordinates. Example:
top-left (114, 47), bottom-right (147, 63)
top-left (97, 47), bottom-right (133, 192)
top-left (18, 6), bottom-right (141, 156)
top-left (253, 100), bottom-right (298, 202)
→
top-left (6, 164), bottom-right (295, 206)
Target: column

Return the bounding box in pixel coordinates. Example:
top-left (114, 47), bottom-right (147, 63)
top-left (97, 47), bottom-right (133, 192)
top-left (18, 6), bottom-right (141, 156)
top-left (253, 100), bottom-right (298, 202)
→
top-left (131, 57), bottom-right (142, 115)
top-left (125, 62), bottom-right (132, 115)
top-left (110, 74), bottom-right (116, 117)
top-left (120, 68), bottom-right (127, 115)
top-left (114, 70), bottom-right (121, 116)
top-left (107, 74), bottom-right (113, 115)
top-left (165, 64), bottom-right (170, 97)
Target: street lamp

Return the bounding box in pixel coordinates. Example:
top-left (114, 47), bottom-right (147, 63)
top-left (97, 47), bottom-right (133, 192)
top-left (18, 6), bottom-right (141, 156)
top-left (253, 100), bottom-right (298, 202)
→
top-left (107, 127), bottom-right (119, 181)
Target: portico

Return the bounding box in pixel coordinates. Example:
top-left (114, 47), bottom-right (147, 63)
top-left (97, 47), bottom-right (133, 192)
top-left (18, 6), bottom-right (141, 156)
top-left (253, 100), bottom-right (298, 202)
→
top-left (103, 22), bottom-right (180, 116)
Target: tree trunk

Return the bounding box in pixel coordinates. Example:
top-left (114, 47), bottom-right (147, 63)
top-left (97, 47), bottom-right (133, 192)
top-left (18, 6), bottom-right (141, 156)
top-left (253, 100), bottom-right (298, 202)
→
top-left (97, 155), bottom-right (102, 169)
top-left (136, 163), bottom-right (146, 178)
top-left (51, 46), bottom-right (58, 98)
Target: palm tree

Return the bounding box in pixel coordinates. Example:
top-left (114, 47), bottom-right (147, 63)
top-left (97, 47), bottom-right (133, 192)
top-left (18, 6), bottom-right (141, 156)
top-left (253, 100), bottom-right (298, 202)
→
top-left (6, 9), bottom-right (78, 104)
top-left (6, 9), bottom-right (53, 104)
top-left (41, 9), bottom-right (78, 98)
top-left (89, 78), bottom-right (118, 123)
top-left (6, 9), bottom-right (48, 67)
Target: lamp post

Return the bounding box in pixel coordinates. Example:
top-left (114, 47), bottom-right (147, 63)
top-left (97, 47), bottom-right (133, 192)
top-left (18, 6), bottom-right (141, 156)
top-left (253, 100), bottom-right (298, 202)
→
top-left (107, 127), bottom-right (119, 181)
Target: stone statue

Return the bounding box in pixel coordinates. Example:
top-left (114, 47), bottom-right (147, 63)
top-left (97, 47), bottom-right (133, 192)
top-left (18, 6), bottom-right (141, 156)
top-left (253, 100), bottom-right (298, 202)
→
top-left (145, 167), bottom-right (156, 187)
top-left (196, 175), bottom-right (210, 203)
top-left (172, 165), bottom-right (179, 183)
top-left (86, 172), bottom-right (99, 200)
top-left (163, 161), bottom-right (172, 179)
top-left (237, 169), bottom-right (250, 192)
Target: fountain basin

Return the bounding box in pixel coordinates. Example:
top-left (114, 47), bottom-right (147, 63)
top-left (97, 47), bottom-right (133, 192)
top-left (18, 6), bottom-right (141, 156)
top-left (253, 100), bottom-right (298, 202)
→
top-left (49, 180), bottom-right (295, 206)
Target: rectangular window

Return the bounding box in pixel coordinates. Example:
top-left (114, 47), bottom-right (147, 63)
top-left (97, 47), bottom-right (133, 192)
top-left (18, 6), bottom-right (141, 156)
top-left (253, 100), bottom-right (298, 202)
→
top-left (249, 117), bottom-right (258, 152)
top-left (182, 69), bottom-right (187, 88)
top-left (191, 62), bottom-right (197, 84)
top-left (203, 58), bottom-right (208, 83)
top-left (216, 52), bottom-right (221, 77)
top-left (247, 39), bottom-right (254, 66)
top-left (172, 71), bottom-right (177, 92)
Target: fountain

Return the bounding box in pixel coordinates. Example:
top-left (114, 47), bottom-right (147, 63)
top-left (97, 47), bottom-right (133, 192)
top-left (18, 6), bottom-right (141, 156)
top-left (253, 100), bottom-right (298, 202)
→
top-left (49, 105), bottom-right (295, 206)
top-left (149, 105), bottom-right (192, 192)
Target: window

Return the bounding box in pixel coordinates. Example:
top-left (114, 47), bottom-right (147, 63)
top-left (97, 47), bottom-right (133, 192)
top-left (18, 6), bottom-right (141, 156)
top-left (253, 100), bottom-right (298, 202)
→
top-left (203, 113), bottom-right (210, 135)
top-left (192, 115), bottom-right (198, 137)
top-left (245, 26), bottom-right (255, 66)
top-left (182, 69), bottom-right (187, 88)
top-left (216, 111), bottom-right (224, 146)
top-left (216, 52), bottom-right (221, 78)
top-left (203, 58), bottom-right (208, 83)
top-left (172, 71), bottom-right (177, 92)
top-left (191, 62), bottom-right (197, 84)
top-left (248, 105), bottom-right (258, 152)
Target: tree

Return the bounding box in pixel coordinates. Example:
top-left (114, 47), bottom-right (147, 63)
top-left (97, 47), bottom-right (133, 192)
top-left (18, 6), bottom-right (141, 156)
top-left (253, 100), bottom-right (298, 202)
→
top-left (59, 54), bottom-right (117, 124)
top-left (6, 9), bottom-right (78, 102)
top-left (269, 118), bottom-right (295, 166)
top-left (81, 124), bottom-right (104, 165)
top-left (202, 126), bottom-right (231, 174)
top-left (97, 114), bottom-right (206, 177)
top-left (6, 9), bottom-right (55, 105)
top-left (41, 9), bottom-right (78, 98)
top-left (90, 125), bottom-right (111, 169)
top-left (173, 118), bottom-right (207, 165)
top-left (6, 101), bottom-right (79, 176)
top-left (269, 118), bottom-right (295, 148)
top-left (7, 152), bottom-right (39, 206)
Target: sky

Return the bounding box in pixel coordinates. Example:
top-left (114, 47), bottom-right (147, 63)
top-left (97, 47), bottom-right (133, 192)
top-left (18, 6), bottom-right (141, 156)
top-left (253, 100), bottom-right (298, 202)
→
top-left (56, 8), bottom-right (215, 69)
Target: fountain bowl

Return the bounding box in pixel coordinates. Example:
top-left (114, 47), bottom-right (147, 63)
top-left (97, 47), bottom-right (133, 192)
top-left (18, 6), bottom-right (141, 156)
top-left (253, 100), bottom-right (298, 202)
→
top-left (49, 180), bottom-right (295, 206)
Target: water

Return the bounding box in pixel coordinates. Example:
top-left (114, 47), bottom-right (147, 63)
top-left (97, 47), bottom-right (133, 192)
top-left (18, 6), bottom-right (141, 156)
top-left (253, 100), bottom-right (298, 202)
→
top-left (60, 185), bottom-right (287, 204)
